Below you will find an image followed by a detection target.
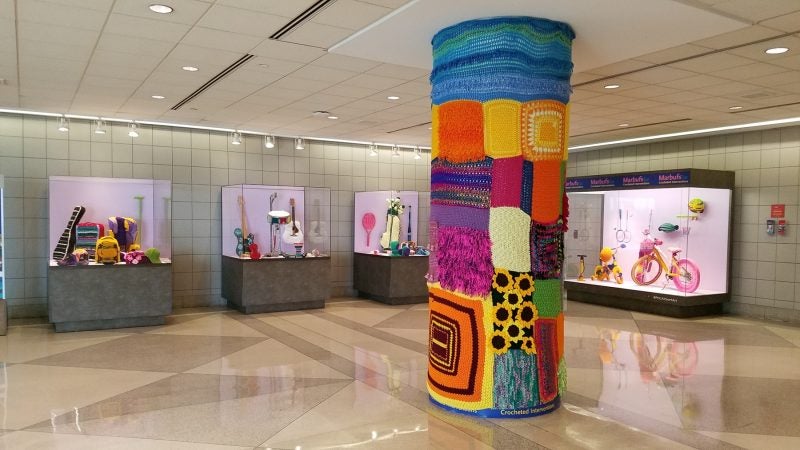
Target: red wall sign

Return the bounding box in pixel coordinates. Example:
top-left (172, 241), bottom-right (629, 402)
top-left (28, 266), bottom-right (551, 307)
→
top-left (771, 204), bottom-right (785, 218)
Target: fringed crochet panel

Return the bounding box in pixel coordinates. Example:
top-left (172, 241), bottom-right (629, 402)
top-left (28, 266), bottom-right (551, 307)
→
top-left (428, 16), bottom-right (573, 419)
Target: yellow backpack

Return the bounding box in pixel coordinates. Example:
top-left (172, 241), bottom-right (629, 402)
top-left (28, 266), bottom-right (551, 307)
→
top-left (95, 231), bottom-right (121, 264)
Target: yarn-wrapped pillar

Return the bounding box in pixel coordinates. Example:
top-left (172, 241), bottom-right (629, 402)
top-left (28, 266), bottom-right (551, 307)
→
top-left (427, 17), bottom-right (574, 418)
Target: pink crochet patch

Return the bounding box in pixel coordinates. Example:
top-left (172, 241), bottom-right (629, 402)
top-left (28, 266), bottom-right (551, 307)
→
top-left (428, 221), bottom-right (439, 282)
top-left (490, 156), bottom-right (523, 208)
top-left (436, 226), bottom-right (493, 296)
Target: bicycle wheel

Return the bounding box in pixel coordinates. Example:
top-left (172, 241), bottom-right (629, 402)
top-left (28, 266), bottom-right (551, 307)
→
top-left (631, 255), bottom-right (661, 285)
top-left (672, 259), bottom-right (700, 293)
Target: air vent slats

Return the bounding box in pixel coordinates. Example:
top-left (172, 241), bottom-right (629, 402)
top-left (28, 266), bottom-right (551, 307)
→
top-left (270, 0), bottom-right (338, 41)
top-left (171, 54), bottom-right (255, 111)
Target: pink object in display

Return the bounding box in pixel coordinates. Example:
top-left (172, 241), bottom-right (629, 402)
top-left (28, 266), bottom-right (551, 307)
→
top-left (362, 213), bottom-right (376, 246)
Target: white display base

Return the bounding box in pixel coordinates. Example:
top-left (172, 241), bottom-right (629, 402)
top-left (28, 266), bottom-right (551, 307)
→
top-left (565, 278), bottom-right (722, 297)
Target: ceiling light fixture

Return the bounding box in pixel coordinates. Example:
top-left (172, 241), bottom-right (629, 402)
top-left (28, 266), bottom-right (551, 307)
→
top-left (264, 135), bottom-right (275, 149)
top-left (765, 47), bottom-right (789, 55)
top-left (604, 84), bottom-right (621, 89)
top-left (295, 137), bottom-right (305, 150)
top-left (148, 4), bottom-right (173, 14)
top-left (128, 122), bottom-right (140, 138)
top-left (94, 119), bottom-right (106, 134)
top-left (231, 131), bottom-right (242, 145)
top-left (182, 66), bottom-right (198, 72)
top-left (387, 96), bottom-right (400, 100)
top-left (728, 106), bottom-right (743, 110)
top-left (618, 123), bottom-right (629, 127)
top-left (57, 116), bottom-right (69, 132)
top-left (391, 145), bottom-right (400, 158)
top-left (327, 115), bottom-right (338, 120)
top-left (368, 143), bottom-right (378, 156)
top-left (151, 95), bottom-right (165, 99)
top-left (413, 146), bottom-right (421, 160)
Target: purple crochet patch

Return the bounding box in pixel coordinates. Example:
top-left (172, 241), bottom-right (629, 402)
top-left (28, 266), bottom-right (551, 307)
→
top-left (430, 204), bottom-right (490, 231)
top-left (436, 226), bottom-right (493, 296)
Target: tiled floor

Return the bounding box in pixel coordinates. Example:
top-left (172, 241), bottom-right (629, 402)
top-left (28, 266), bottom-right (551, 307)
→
top-left (1, 299), bottom-right (799, 449)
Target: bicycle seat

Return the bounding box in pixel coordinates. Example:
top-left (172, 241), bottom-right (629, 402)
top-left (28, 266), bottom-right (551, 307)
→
top-left (668, 247), bottom-right (682, 254)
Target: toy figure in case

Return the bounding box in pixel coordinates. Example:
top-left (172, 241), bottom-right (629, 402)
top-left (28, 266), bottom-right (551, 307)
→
top-left (592, 247), bottom-right (623, 284)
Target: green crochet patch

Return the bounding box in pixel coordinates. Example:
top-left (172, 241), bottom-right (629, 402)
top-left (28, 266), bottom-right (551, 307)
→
top-left (532, 279), bottom-right (562, 318)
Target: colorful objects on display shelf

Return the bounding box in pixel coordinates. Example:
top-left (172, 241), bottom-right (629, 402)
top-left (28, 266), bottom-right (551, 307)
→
top-left (591, 247), bottom-right (624, 284)
top-left (95, 231), bottom-right (121, 264)
top-left (52, 205), bottom-right (86, 262)
top-left (631, 238), bottom-right (701, 293)
top-left (428, 16), bottom-right (574, 418)
top-left (576, 254), bottom-right (587, 281)
top-left (688, 198), bottom-right (705, 214)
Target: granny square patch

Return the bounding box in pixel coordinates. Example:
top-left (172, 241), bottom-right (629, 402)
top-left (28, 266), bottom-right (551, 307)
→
top-left (521, 100), bottom-right (567, 162)
top-left (438, 100), bottom-right (485, 163)
top-left (484, 99), bottom-right (521, 159)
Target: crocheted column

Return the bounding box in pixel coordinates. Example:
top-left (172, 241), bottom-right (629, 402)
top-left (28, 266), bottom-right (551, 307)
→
top-left (427, 17), bottom-right (574, 418)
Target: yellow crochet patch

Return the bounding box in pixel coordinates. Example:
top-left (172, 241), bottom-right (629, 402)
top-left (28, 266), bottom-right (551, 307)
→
top-left (484, 99), bottom-right (521, 159)
top-left (488, 207), bottom-right (531, 272)
top-left (431, 104), bottom-right (440, 160)
top-left (522, 100), bottom-right (567, 162)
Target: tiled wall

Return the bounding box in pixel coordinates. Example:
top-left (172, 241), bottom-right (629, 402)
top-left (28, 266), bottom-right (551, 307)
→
top-left (566, 125), bottom-right (800, 323)
top-left (0, 113), bottom-right (431, 318)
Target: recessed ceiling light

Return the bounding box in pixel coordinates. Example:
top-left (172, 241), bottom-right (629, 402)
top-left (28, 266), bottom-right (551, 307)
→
top-left (604, 84), bottom-right (621, 89)
top-left (765, 47), bottom-right (789, 55)
top-left (327, 115), bottom-right (338, 120)
top-left (151, 95), bottom-right (165, 99)
top-left (258, 63), bottom-right (269, 69)
top-left (387, 95), bottom-right (400, 100)
top-left (182, 66), bottom-right (198, 72)
top-left (148, 4), bottom-right (173, 14)
top-left (618, 123), bottom-right (629, 127)
top-left (729, 106), bottom-right (743, 110)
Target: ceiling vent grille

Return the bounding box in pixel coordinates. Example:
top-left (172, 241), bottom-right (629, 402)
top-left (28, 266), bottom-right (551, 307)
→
top-left (270, 0), bottom-right (338, 41)
top-left (171, 54), bottom-right (255, 110)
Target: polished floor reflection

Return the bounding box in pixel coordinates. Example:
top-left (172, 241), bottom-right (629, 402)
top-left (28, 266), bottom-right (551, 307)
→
top-left (1, 299), bottom-right (799, 449)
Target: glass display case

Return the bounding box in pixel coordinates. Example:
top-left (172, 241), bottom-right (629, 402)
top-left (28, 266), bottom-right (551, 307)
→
top-left (221, 185), bottom-right (330, 258)
top-left (48, 176), bottom-right (172, 265)
top-left (354, 190), bottom-right (419, 255)
top-left (221, 185), bottom-right (331, 314)
top-left (564, 169), bottom-right (734, 317)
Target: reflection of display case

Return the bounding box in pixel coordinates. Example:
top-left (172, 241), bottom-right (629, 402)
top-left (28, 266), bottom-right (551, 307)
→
top-left (46, 176), bottom-right (173, 332)
top-left (352, 191), bottom-right (427, 304)
top-left (221, 185), bottom-right (331, 313)
top-left (564, 169), bottom-right (733, 317)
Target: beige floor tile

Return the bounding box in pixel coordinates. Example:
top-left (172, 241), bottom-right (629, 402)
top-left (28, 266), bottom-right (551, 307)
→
top-left (147, 313), bottom-right (266, 337)
top-left (373, 309), bottom-right (429, 329)
top-left (324, 305), bottom-right (407, 327)
top-left (630, 311), bottom-right (683, 322)
top-left (697, 431), bottom-right (800, 450)
top-left (717, 345), bottom-right (800, 379)
top-left (26, 381), bottom-right (351, 447)
top-left (0, 364), bottom-right (170, 429)
top-left (564, 316), bottom-right (641, 338)
top-left (262, 380), bottom-right (486, 449)
top-left (0, 326), bottom-right (129, 363)
top-left (0, 431), bottom-right (253, 449)
top-left (765, 324), bottom-right (800, 347)
top-left (187, 339), bottom-right (351, 379)
top-left (375, 327), bottom-right (429, 344)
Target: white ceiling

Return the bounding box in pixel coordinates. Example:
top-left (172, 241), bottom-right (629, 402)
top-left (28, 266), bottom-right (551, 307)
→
top-left (0, 0), bottom-right (799, 147)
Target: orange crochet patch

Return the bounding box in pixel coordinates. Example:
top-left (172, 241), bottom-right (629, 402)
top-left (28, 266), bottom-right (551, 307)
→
top-left (522, 100), bottom-right (567, 162)
top-left (431, 104), bottom-right (440, 160)
top-left (438, 100), bottom-right (485, 163)
top-left (484, 99), bottom-right (521, 159)
top-left (428, 286), bottom-right (488, 404)
top-left (532, 160), bottom-right (562, 222)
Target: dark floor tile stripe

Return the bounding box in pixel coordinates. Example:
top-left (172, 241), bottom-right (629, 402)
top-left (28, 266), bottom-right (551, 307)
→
top-left (307, 311), bottom-right (429, 354)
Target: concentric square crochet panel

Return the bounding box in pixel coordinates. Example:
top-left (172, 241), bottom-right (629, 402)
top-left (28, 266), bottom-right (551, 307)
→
top-left (428, 16), bottom-right (573, 418)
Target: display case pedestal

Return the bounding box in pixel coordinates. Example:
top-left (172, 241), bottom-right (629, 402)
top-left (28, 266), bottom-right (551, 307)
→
top-left (48, 264), bottom-right (172, 332)
top-left (353, 253), bottom-right (428, 305)
top-left (565, 280), bottom-right (727, 317)
top-left (222, 256), bottom-right (330, 313)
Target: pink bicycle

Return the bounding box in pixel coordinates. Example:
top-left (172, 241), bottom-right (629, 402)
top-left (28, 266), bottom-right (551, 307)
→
top-left (630, 231), bottom-right (701, 293)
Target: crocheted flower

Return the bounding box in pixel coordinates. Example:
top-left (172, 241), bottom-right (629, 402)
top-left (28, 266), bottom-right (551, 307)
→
top-left (517, 303), bottom-right (539, 327)
top-left (492, 269), bottom-right (513, 293)
top-left (514, 273), bottom-right (535, 297)
top-left (506, 323), bottom-right (522, 340)
top-left (503, 290), bottom-right (522, 307)
top-left (520, 336), bottom-right (537, 355)
top-left (493, 302), bottom-right (513, 328)
top-left (491, 330), bottom-right (511, 354)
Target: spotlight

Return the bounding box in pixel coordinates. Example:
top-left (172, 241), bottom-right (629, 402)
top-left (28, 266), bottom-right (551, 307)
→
top-left (57, 116), bottom-right (69, 132)
top-left (94, 119), bottom-right (106, 134)
top-left (264, 135), bottom-right (275, 149)
top-left (128, 122), bottom-right (140, 137)
top-left (765, 47), bottom-right (789, 55)
top-left (391, 145), bottom-right (400, 158)
top-left (231, 131), bottom-right (242, 145)
top-left (413, 146), bottom-right (421, 159)
top-left (148, 4), bottom-right (173, 14)
top-left (295, 137), bottom-right (305, 150)
top-left (368, 143), bottom-right (378, 157)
